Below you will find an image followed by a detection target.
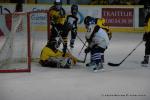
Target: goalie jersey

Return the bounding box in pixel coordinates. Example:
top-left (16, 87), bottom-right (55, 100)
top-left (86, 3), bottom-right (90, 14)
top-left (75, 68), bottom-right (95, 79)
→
top-left (40, 46), bottom-right (62, 61)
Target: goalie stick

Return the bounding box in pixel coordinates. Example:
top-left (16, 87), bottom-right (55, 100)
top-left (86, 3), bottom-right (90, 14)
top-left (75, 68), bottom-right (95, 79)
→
top-left (108, 40), bottom-right (143, 66)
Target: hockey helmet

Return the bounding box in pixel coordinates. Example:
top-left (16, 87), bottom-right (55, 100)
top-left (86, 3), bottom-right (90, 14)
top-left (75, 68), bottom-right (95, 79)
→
top-left (71, 4), bottom-right (78, 15)
top-left (84, 16), bottom-right (96, 26)
top-left (54, 0), bottom-right (62, 5)
top-left (84, 16), bottom-right (96, 32)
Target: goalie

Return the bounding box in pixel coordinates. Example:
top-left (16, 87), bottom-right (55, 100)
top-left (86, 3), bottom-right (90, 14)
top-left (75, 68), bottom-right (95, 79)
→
top-left (39, 41), bottom-right (78, 68)
top-left (84, 16), bottom-right (112, 71)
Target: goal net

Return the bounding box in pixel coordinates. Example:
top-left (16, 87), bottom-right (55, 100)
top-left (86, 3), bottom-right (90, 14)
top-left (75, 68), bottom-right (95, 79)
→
top-left (0, 11), bottom-right (50, 72)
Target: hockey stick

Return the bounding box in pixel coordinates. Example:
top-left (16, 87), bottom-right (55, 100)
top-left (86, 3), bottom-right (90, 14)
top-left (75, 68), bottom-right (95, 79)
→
top-left (77, 53), bottom-right (87, 63)
top-left (53, 27), bottom-right (72, 54)
top-left (83, 53), bottom-right (88, 63)
top-left (76, 34), bottom-right (87, 47)
top-left (78, 41), bottom-right (87, 56)
top-left (76, 34), bottom-right (88, 56)
top-left (54, 27), bottom-right (85, 63)
top-left (108, 40), bottom-right (143, 66)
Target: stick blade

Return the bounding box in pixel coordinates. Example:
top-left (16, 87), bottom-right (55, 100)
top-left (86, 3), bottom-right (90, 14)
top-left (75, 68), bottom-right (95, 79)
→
top-left (77, 59), bottom-right (85, 63)
top-left (107, 62), bottom-right (120, 67)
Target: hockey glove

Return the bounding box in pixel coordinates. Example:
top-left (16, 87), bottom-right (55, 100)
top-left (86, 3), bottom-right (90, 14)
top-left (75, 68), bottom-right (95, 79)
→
top-left (84, 47), bottom-right (91, 53)
top-left (87, 38), bottom-right (92, 44)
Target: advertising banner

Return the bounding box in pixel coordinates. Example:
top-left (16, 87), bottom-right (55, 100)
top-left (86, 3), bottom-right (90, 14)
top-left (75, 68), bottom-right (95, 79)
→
top-left (102, 8), bottom-right (134, 27)
top-left (0, 4), bottom-right (144, 32)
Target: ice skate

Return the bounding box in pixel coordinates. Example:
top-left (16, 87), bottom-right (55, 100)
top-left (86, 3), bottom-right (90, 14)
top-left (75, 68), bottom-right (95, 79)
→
top-left (141, 55), bottom-right (149, 67)
top-left (141, 60), bottom-right (148, 64)
top-left (93, 63), bottom-right (104, 72)
top-left (86, 62), bottom-right (97, 70)
top-left (86, 62), bottom-right (94, 67)
top-left (70, 43), bottom-right (74, 50)
top-left (101, 53), bottom-right (105, 63)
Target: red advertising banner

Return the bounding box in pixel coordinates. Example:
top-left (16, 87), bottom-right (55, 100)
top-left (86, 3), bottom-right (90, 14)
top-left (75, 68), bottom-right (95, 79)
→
top-left (102, 8), bottom-right (134, 27)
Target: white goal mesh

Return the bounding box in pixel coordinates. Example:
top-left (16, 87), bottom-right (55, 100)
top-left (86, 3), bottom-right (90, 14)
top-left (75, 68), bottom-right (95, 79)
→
top-left (0, 11), bottom-right (50, 72)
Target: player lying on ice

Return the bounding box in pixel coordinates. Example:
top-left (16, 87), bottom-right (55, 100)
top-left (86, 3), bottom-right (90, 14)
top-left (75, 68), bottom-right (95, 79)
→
top-left (39, 41), bottom-right (78, 68)
top-left (84, 16), bottom-right (112, 71)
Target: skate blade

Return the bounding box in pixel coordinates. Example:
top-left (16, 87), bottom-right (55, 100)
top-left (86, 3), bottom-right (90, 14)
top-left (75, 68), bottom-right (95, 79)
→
top-left (93, 68), bottom-right (105, 72)
top-left (86, 66), bottom-right (105, 72)
top-left (141, 64), bottom-right (149, 67)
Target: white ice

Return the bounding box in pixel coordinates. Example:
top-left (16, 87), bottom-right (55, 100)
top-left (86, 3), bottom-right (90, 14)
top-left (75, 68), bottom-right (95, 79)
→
top-left (0, 32), bottom-right (150, 100)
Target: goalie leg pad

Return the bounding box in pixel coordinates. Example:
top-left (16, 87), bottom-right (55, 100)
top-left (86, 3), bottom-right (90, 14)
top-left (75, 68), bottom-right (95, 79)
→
top-left (60, 57), bottom-right (72, 68)
top-left (39, 59), bottom-right (60, 68)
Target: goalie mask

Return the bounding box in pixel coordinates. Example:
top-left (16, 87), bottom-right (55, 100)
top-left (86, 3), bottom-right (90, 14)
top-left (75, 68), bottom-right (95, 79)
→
top-left (71, 4), bottom-right (78, 16)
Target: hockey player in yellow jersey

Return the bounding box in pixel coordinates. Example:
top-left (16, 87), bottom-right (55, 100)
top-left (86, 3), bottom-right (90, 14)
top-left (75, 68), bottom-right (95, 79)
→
top-left (48, 0), bottom-right (75, 58)
top-left (141, 6), bottom-right (150, 65)
top-left (48, 0), bottom-right (66, 52)
top-left (49, 0), bottom-right (66, 26)
top-left (39, 41), bottom-right (78, 68)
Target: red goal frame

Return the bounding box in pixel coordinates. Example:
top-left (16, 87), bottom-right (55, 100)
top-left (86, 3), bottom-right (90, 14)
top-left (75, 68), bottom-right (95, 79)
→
top-left (0, 10), bottom-right (51, 73)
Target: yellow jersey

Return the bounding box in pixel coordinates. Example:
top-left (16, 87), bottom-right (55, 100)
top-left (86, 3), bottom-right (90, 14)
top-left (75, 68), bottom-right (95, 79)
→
top-left (49, 7), bottom-right (66, 25)
top-left (144, 18), bottom-right (150, 32)
top-left (97, 18), bottom-right (112, 39)
top-left (40, 46), bottom-right (77, 64)
top-left (40, 47), bottom-right (62, 61)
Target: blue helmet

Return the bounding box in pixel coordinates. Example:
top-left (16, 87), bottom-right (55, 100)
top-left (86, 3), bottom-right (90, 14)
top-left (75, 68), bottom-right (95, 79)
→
top-left (84, 16), bottom-right (97, 26)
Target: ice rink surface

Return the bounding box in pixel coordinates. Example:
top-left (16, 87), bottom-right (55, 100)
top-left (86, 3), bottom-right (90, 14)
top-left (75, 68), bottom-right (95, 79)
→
top-left (0, 32), bottom-right (150, 100)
